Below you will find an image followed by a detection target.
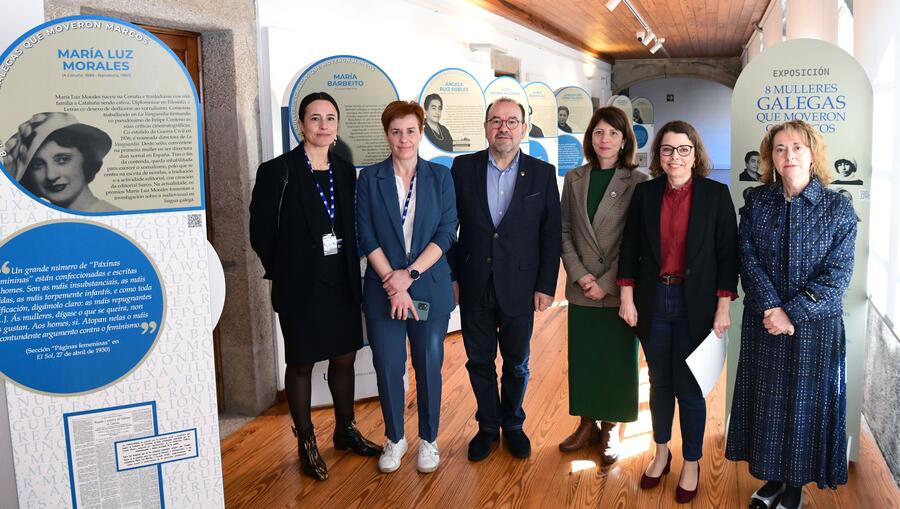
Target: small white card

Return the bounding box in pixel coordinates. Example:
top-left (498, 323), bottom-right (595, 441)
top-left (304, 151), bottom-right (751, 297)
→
top-left (322, 233), bottom-right (338, 256)
top-left (685, 329), bottom-right (728, 397)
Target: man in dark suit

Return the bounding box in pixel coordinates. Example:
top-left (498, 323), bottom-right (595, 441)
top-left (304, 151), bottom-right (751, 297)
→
top-left (450, 97), bottom-right (561, 461)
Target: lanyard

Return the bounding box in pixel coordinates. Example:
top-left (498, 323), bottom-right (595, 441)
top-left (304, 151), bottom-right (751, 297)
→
top-left (305, 153), bottom-right (335, 227)
top-left (400, 173), bottom-right (416, 225)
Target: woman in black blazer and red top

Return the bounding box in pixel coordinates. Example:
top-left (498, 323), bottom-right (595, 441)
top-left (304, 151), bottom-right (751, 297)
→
top-left (249, 92), bottom-right (381, 481)
top-left (617, 120), bottom-right (738, 503)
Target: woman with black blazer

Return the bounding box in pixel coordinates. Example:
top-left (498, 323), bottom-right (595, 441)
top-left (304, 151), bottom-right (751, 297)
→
top-left (617, 120), bottom-right (738, 503)
top-left (249, 92), bottom-right (381, 481)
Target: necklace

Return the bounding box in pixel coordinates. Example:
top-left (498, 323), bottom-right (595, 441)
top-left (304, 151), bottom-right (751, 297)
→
top-left (427, 123), bottom-right (444, 141)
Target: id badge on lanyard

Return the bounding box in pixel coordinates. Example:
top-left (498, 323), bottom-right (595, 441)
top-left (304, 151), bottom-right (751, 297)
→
top-left (308, 154), bottom-right (341, 256)
top-left (322, 232), bottom-right (339, 256)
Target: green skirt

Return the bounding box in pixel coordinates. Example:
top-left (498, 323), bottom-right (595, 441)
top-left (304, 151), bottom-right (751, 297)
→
top-left (567, 304), bottom-right (639, 422)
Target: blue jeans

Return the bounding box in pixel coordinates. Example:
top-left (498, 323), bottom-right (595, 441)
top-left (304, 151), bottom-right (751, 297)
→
top-left (642, 283), bottom-right (706, 461)
top-left (366, 314), bottom-right (450, 443)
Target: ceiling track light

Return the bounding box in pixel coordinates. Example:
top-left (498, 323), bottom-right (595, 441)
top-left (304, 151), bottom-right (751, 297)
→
top-left (617, 0), bottom-right (669, 57)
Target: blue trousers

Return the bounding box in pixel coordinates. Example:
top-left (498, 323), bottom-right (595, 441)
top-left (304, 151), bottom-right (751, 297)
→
top-left (460, 282), bottom-right (534, 432)
top-left (366, 314), bottom-right (449, 443)
top-left (642, 283), bottom-right (706, 461)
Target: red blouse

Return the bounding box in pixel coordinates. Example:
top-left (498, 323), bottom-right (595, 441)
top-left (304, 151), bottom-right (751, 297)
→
top-left (617, 178), bottom-right (737, 300)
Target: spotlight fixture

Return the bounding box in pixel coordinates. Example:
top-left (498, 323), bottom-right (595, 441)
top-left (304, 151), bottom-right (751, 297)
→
top-left (618, 1), bottom-right (669, 57)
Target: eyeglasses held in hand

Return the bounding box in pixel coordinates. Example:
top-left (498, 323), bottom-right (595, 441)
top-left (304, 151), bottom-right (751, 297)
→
top-left (660, 144), bottom-right (694, 157)
top-left (487, 117), bottom-right (522, 130)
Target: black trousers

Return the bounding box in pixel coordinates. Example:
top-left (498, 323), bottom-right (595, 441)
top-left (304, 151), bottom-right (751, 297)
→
top-left (460, 278), bottom-right (534, 432)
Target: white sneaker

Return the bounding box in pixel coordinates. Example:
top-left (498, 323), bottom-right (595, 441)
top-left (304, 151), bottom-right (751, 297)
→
top-left (417, 440), bottom-right (440, 473)
top-left (378, 438), bottom-right (407, 473)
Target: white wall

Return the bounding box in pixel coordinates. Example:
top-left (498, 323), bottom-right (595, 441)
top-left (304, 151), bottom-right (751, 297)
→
top-left (0, 0), bottom-right (43, 50)
top-left (256, 0), bottom-right (612, 161)
top-left (628, 77), bottom-right (733, 184)
top-left (854, 0), bottom-right (900, 333)
top-left (786, 0), bottom-right (838, 43)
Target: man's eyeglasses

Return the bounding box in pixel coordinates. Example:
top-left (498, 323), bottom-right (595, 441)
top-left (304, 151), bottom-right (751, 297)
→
top-left (487, 117), bottom-right (522, 130)
top-left (660, 144), bottom-right (694, 157)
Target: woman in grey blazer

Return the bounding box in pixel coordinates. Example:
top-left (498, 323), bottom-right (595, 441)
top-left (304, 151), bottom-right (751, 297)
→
top-left (558, 106), bottom-right (648, 464)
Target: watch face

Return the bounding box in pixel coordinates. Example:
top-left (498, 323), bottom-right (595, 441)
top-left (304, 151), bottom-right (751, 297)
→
top-left (410, 269), bottom-right (420, 280)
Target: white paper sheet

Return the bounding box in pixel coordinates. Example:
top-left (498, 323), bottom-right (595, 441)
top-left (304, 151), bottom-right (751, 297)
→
top-left (686, 330), bottom-right (728, 396)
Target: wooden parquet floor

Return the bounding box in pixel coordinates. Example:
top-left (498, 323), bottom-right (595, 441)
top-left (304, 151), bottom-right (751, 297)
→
top-left (221, 274), bottom-right (900, 508)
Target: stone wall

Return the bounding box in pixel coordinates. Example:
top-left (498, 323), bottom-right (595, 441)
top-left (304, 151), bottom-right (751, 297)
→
top-left (863, 304), bottom-right (900, 486)
top-left (612, 57), bottom-right (742, 92)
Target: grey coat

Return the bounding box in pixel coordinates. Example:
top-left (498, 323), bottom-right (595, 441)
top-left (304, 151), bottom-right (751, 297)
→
top-left (560, 164), bottom-right (648, 308)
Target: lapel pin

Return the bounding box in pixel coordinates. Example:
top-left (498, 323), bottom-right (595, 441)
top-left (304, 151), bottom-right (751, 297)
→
top-left (520, 171), bottom-right (525, 177)
top-left (610, 191), bottom-right (618, 197)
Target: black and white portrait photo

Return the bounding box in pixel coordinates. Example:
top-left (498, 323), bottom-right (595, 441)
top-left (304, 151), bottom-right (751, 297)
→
top-left (423, 93), bottom-right (454, 152)
top-left (739, 150), bottom-right (761, 182)
top-left (3, 112), bottom-right (120, 212)
top-left (557, 106), bottom-right (573, 133)
top-left (833, 158), bottom-right (863, 185)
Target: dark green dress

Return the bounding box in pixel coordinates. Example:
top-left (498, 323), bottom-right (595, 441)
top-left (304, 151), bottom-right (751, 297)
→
top-left (568, 167), bottom-right (639, 422)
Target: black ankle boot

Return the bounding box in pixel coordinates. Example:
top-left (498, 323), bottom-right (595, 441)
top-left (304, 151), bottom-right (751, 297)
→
top-left (333, 418), bottom-right (382, 456)
top-left (293, 426), bottom-right (328, 480)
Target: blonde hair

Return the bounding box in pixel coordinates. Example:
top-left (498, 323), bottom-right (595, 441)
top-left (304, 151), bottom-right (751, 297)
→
top-left (758, 120), bottom-right (834, 186)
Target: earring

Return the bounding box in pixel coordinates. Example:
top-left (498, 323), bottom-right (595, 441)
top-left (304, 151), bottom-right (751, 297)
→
top-left (332, 136), bottom-right (338, 147)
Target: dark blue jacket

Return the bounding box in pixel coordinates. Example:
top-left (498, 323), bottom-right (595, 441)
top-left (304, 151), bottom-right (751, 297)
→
top-left (356, 156), bottom-right (457, 319)
top-left (449, 149), bottom-right (561, 316)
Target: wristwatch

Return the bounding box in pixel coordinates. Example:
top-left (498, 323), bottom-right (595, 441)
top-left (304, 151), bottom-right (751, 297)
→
top-left (408, 268), bottom-right (420, 281)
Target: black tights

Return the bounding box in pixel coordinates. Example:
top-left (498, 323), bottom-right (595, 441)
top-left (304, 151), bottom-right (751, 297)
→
top-left (285, 351), bottom-right (357, 433)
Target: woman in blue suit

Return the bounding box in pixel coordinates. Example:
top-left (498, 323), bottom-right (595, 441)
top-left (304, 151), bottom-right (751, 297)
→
top-left (356, 100), bottom-right (457, 475)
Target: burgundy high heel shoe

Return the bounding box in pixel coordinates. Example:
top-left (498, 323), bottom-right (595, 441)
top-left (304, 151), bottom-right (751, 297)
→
top-left (639, 449), bottom-right (671, 489)
top-left (675, 463), bottom-right (700, 503)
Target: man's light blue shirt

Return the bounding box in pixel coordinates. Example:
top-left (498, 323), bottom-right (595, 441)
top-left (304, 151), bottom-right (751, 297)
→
top-left (486, 150), bottom-right (521, 228)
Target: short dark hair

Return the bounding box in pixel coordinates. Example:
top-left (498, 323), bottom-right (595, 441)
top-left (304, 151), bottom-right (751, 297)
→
top-left (381, 100), bottom-right (425, 132)
top-left (834, 158), bottom-right (856, 174)
top-left (31, 131), bottom-right (103, 183)
top-left (298, 92), bottom-right (340, 122)
top-left (485, 98), bottom-right (525, 122)
top-left (744, 150), bottom-right (759, 164)
top-left (558, 106), bottom-right (569, 114)
top-left (582, 106), bottom-right (637, 170)
top-left (423, 93), bottom-right (443, 110)
top-left (648, 120), bottom-right (712, 178)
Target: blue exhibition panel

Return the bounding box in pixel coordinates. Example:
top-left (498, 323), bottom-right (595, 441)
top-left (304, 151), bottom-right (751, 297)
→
top-left (0, 221), bottom-right (164, 394)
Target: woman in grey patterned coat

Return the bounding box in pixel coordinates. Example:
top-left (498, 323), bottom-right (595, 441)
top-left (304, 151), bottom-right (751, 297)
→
top-left (726, 120), bottom-right (857, 509)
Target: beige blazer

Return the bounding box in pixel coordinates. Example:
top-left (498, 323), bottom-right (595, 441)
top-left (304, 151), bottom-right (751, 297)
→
top-left (561, 164), bottom-right (649, 308)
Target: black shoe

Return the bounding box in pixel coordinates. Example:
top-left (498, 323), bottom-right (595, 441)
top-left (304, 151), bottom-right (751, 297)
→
top-left (503, 429), bottom-right (531, 458)
top-left (467, 429), bottom-right (500, 461)
top-left (750, 481), bottom-right (785, 509)
top-left (333, 419), bottom-right (383, 457)
top-left (293, 426), bottom-right (328, 481)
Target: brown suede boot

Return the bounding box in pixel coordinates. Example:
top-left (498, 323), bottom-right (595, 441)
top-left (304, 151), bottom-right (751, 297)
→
top-left (559, 417), bottom-right (600, 452)
top-left (597, 421), bottom-right (620, 465)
